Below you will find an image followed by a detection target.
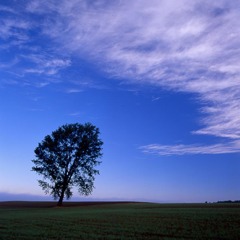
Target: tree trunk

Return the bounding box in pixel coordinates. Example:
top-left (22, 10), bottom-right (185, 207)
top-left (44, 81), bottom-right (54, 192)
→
top-left (57, 190), bottom-right (65, 207)
top-left (57, 176), bottom-right (68, 207)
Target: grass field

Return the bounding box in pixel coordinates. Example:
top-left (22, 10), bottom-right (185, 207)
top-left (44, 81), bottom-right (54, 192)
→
top-left (0, 201), bottom-right (239, 240)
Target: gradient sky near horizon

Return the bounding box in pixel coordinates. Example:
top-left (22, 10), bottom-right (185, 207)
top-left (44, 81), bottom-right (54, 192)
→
top-left (0, 0), bottom-right (240, 203)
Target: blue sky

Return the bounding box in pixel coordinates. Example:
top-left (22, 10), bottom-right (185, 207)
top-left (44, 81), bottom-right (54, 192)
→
top-left (0, 0), bottom-right (239, 203)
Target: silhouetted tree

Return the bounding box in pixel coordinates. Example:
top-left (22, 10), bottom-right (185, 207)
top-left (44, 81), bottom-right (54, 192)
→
top-left (32, 123), bottom-right (103, 206)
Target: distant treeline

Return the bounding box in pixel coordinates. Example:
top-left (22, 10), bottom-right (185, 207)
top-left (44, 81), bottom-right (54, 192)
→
top-left (216, 200), bottom-right (240, 203)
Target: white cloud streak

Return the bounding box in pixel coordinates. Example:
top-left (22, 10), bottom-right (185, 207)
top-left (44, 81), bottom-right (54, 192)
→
top-left (141, 140), bottom-right (240, 156)
top-left (1, 0), bottom-right (240, 154)
top-left (65, 88), bottom-right (83, 94)
top-left (0, 4), bottom-right (71, 80)
top-left (21, 54), bottom-right (71, 75)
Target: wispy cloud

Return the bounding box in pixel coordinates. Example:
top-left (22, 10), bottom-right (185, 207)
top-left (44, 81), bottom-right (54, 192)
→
top-left (140, 140), bottom-right (240, 156)
top-left (0, 6), bottom-right (15, 13)
top-left (0, 5), bottom-right (31, 43)
top-left (0, 4), bottom-right (71, 86)
top-left (1, 0), bottom-right (240, 154)
top-left (21, 54), bottom-right (71, 75)
top-left (65, 88), bottom-right (83, 94)
top-left (68, 112), bottom-right (82, 117)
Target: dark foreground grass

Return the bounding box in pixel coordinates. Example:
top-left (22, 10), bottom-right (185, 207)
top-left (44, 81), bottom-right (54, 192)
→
top-left (0, 202), bottom-right (239, 240)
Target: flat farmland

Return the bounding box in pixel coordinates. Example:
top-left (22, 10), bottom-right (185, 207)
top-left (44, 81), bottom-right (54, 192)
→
top-left (0, 201), bottom-right (239, 240)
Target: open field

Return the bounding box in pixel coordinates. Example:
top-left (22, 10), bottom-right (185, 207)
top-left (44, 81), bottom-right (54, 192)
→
top-left (0, 202), bottom-right (239, 240)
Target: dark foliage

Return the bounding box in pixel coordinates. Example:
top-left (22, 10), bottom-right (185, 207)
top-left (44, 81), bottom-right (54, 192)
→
top-left (32, 123), bottom-right (103, 206)
top-left (217, 200), bottom-right (240, 203)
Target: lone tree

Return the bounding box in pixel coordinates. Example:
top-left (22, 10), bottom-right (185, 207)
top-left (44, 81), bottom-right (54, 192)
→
top-left (32, 123), bottom-right (103, 206)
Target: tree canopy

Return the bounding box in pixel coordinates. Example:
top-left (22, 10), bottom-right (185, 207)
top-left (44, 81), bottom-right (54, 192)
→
top-left (32, 123), bottom-right (103, 206)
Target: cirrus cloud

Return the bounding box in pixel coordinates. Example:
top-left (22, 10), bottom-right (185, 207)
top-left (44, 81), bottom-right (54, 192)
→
top-left (1, 0), bottom-right (240, 155)
top-left (140, 140), bottom-right (240, 156)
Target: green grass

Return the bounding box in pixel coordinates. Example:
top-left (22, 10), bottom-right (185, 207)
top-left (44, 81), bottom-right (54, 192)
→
top-left (0, 202), bottom-right (239, 239)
